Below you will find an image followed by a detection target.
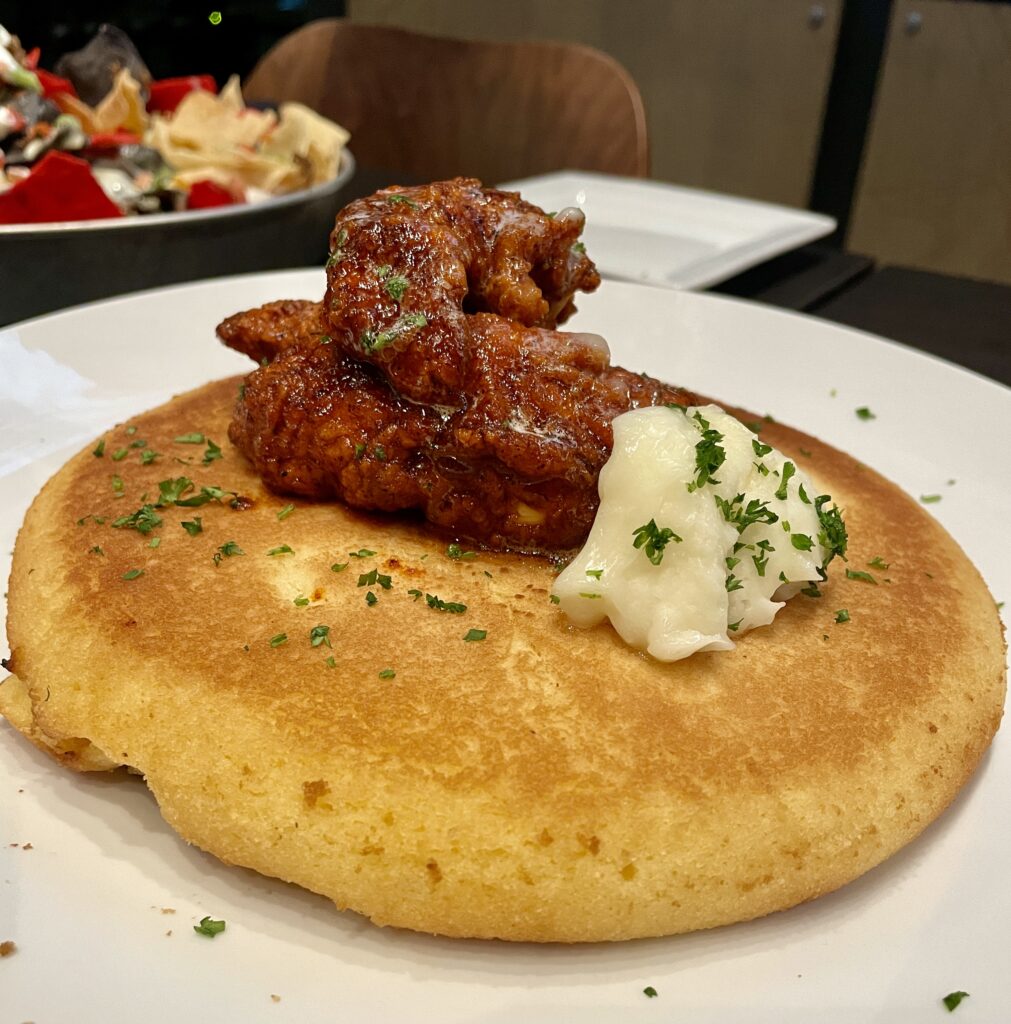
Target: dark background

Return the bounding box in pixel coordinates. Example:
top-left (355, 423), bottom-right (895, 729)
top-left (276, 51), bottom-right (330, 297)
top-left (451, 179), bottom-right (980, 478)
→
top-left (5, 0), bottom-right (345, 86)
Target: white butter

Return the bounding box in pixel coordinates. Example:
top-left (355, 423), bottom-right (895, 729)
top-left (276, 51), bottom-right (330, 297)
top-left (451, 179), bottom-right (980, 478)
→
top-left (553, 405), bottom-right (834, 661)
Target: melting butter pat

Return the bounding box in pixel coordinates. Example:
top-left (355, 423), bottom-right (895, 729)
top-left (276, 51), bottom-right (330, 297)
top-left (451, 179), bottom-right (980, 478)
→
top-left (552, 405), bottom-right (833, 661)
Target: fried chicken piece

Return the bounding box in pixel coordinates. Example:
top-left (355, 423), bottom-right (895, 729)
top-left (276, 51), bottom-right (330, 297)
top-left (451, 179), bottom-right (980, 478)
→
top-left (323, 178), bottom-right (601, 406)
top-left (227, 311), bottom-right (694, 553)
top-left (217, 299), bottom-right (324, 364)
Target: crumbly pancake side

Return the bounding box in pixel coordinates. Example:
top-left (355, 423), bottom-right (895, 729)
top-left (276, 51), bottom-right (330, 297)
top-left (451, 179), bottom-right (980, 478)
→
top-left (2, 377), bottom-right (1005, 941)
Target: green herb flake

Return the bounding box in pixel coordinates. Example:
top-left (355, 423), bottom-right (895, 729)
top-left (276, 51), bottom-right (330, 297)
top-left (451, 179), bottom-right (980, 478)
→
top-left (791, 533), bottom-right (815, 552)
top-left (384, 275), bottom-right (409, 302)
top-left (463, 628), bottom-right (487, 642)
top-left (174, 433), bottom-right (205, 444)
top-left (751, 438), bottom-right (772, 458)
top-left (268, 545), bottom-right (294, 556)
top-left (725, 574), bottom-right (744, 593)
top-left (867, 556), bottom-right (890, 570)
top-left (425, 593), bottom-right (467, 613)
top-left (942, 992), bottom-right (969, 1012)
top-left (181, 518), bottom-right (203, 536)
top-left (111, 475), bottom-right (125, 493)
top-left (378, 668), bottom-right (396, 679)
top-left (93, 439), bottom-right (106, 458)
top-left (632, 519), bottom-right (683, 565)
top-left (331, 562), bottom-right (349, 573)
top-left (855, 407), bottom-right (876, 421)
top-left (277, 503), bottom-right (296, 520)
top-left (549, 594), bottom-right (561, 605)
top-left (687, 414), bottom-right (726, 490)
top-left (89, 545), bottom-right (105, 556)
top-left (140, 449), bottom-right (160, 465)
top-left (727, 620), bottom-right (742, 632)
top-left (213, 541), bottom-right (244, 566)
top-left (920, 494), bottom-right (942, 504)
top-left (835, 609), bottom-right (850, 623)
top-left (815, 495), bottom-right (848, 566)
top-left (309, 625), bottom-right (332, 648)
top-left (585, 568), bottom-right (604, 580)
top-left (353, 443), bottom-right (366, 461)
top-left (775, 461), bottom-right (797, 501)
top-left (269, 633), bottom-right (288, 648)
top-left (193, 916), bottom-right (225, 938)
top-left (121, 568), bottom-right (144, 581)
top-left (800, 582), bottom-right (822, 598)
top-left (407, 588), bottom-right (423, 600)
top-left (325, 655), bottom-right (337, 668)
top-left (715, 493), bottom-right (779, 534)
top-left (357, 568), bottom-right (393, 590)
top-left (374, 444), bottom-right (387, 462)
top-left (293, 595), bottom-right (310, 607)
top-left (798, 482), bottom-right (811, 504)
top-left (326, 228), bottom-right (349, 268)
top-left (350, 548), bottom-right (377, 558)
top-left (125, 425), bottom-right (137, 436)
top-left (846, 568), bottom-right (877, 584)
top-left (386, 193), bottom-right (418, 208)
top-left (365, 591), bottom-right (379, 606)
top-left (111, 504), bottom-right (163, 535)
top-left (148, 537), bottom-right (161, 549)
top-left (111, 448), bottom-right (129, 462)
top-left (643, 986), bottom-right (658, 999)
top-left (202, 439), bottom-right (223, 466)
top-left (447, 543), bottom-right (476, 560)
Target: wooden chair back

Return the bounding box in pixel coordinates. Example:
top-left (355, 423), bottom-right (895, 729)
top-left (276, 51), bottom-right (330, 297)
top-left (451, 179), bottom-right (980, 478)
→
top-left (244, 19), bottom-right (649, 182)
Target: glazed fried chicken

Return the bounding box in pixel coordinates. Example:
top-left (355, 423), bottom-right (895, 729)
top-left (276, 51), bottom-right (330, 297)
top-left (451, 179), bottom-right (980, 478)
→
top-left (220, 179), bottom-right (696, 552)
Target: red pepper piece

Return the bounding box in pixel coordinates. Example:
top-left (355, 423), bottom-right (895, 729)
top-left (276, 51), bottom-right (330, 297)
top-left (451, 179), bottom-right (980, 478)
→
top-left (35, 68), bottom-right (78, 100)
top-left (0, 150), bottom-right (123, 224)
top-left (87, 131), bottom-right (143, 151)
top-left (186, 179), bottom-right (237, 210)
top-left (147, 75), bottom-right (217, 114)
top-left (23, 47), bottom-right (41, 70)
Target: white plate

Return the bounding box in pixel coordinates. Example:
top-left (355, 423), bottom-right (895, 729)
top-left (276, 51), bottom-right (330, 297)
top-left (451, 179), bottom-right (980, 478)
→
top-left (498, 171), bottom-right (836, 290)
top-left (1, 271), bottom-right (1007, 1023)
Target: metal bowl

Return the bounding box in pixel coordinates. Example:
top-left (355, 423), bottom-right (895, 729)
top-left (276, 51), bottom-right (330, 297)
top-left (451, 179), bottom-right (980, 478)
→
top-left (0, 150), bottom-right (356, 326)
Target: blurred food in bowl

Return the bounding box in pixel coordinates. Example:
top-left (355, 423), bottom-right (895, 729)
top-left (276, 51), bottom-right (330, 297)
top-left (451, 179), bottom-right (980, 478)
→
top-left (0, 22), bottom-right (350, 224)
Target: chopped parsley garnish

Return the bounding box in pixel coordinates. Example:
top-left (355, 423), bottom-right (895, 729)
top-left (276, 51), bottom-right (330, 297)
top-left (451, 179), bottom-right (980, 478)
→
top-left (111, 447), bottom-right (129, 461)
top-left (361, 312), bottom-right (428, 354)
top-left (148, 537), bottom-right (161, 549)
top-left (407, 588), bottom-right (423, 600)
top-left (353, 443), bottom-right (366, 461)
top-left (835, 609), bottom-right (850, 623)
top-left (855, 407), bottom-right (876, 421)
top-left (715, 493), bottom-right (779, 533)
top-left (752, 539), bottom-right (774, 576)
top-left (293, 596), bottom-right (310, 607)
top-left (791, 533), bottom-right (815, 551)
top-left (111, 474), bottom-right (125, 494)
top-left (174, 433), bottom-right (205, 444)
top-left (193, 916), bottom-right (226, 938)
top-left (814, 495), bottom-right (848, 565)
top-left (269, 633), bottom-right (288, 647)
top-left (331, 562), bottom-right (349, 573)
top-left (350, 548), bottom-right (376, 558)
top-left (181, 517), bottom-right (203, 536)
top-left (920, 494), bottom-right (942, 504)
top-left (727, 620), bottom-right (742, 632)
top-left (798, 482), bottom-right (811, 504)
top-left (140, 449), bottom-right (160, 465)
top-left (801, 582), bottom-right (822, 598)
top-left (425, 593), bottom-right (467, 613)
top-left (174, 484), bottom-right (234, 508)
top-left (309, 625), bottom-right (331, 648)
top-left (463, 628), bottom-right (487, 642)
top-left (775, 461), bottom-right (796, 501)
top-left (125, 425), bottom-right (137, 435)
top-left (365, 591), bottom-right (378, 606)
top-left (121, 568), bottom-right (144, 581)
top-left (268, 545), bottom-right (294, 556)
top-left (378, 668), bottom-right (396, 679)
top-left (942, 992), bottom-right (969, 1012)
top-left (277, 503), bottom-right (295, 520)
top-left (326, 228), bottom-right (349, 267)
top-left (643, 987), bottom-right (658, 999)
top-left (93, 439), bottom-right (106, 457)
top-left (111, 504), bottom-right (163, 535)
top-left (725, 574), bottom-right (744, 592)
top-left (89, 545), bottom-right (105, 555)
top-left (374, 444), bottom-right (387, 462)
top-left (213, 541), bottom-right (244, 566)
top-left (549, 594), bottom-right (561, 604)
top-left (867, 556), bottom-right (890, 570)
top-left (325, 655), bottom-right (337, 668)
top-left (77, 514), bottom-right (107, 526)
top-left (751, 438), bottom-right (772, 457)
top-left (376, 265), bottom-right (392, 280)
top-left (202, 439), bottom-right (223, 465)
top-left (632, 519), bottom-right (682, 565)
top-left (446, 543), bottom-right (476, 560)
top-left (585, 568), bottom-right (604, 579)
top-left (129, 438), bottom-right (147, 449)
top-left (688, 414), bottom-right (726, 491)
top-left (384, 275), bottom-right (409, 302)
top-left (357, 568), bottom-right (393, 590)
top-left (572, 241), bottom-right (586, 254)
top-left (386, 193), bottom-right (418, 208)
top-left (845, 568), bottom-right (877, 584)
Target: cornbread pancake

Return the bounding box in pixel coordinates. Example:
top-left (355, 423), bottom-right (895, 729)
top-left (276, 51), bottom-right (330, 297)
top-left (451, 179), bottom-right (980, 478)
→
top-left (1, 377), bottom-right (1005, 942)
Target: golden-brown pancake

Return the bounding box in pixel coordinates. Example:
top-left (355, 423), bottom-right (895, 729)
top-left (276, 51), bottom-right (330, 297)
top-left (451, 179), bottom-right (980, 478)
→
top-left (1, 377), bottom-right (1005, 942)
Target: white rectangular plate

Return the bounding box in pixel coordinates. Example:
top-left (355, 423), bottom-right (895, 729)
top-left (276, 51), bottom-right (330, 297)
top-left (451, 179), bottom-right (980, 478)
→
top-left (499, 171), bottom-right (836, 289)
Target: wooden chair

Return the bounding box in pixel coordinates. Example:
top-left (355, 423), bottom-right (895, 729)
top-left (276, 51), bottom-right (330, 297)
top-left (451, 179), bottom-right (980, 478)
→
top-left (244, 19), bottom-right (649, 183)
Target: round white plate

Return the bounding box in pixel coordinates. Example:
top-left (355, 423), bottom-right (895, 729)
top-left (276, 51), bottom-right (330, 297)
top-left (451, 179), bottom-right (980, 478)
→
top-left (1, 271), bottom-right (1007, 1022)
